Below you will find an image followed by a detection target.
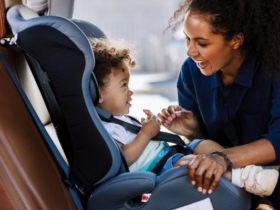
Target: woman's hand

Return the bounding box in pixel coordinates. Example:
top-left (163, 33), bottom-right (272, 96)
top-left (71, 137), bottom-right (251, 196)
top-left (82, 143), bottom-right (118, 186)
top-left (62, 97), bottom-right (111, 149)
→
top-left (157, 105), bottom-right (199, 138)
top-left (175, 153), bottom-right (228, 194)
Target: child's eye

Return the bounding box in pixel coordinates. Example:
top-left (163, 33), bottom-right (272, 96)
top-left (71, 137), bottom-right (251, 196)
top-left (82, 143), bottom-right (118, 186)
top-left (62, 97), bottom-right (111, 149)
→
top-left (185, 36), bottom-right (190, 45)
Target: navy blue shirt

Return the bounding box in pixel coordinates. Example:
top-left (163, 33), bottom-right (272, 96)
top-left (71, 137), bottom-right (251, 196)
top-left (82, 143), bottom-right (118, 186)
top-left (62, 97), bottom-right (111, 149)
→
top-left (177, 55), bottom-right (280, 164)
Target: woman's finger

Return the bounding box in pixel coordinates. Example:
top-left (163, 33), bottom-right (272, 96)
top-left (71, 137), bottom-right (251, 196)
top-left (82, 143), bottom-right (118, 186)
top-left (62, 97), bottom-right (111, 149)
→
top-left (168, 105), bottom-right (181, 118)
top-left (207, 165), bottom-right (224, 194)
top-left (193, 155), bottom-right (211, 192)
top-left (158, 108), bottom-right (171, 120)
top-left (201, 162), bottom-right (216, 194)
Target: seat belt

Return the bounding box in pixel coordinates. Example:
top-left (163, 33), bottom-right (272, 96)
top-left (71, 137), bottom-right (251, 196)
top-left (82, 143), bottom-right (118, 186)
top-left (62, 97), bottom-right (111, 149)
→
top-left (96, 107), bottom-right (193, 174)
top-left (96, 107), bottom-right (187, 147)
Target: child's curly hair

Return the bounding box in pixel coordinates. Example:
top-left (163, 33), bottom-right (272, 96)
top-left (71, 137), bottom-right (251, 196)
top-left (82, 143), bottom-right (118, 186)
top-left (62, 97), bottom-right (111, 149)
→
top-left (90, 38), bottom-right (136, 88)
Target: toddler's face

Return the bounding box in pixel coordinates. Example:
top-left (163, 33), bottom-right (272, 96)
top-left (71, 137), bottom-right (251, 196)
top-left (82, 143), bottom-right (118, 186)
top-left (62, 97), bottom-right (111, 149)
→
top-left (98, 68), bottom-right (133, 116)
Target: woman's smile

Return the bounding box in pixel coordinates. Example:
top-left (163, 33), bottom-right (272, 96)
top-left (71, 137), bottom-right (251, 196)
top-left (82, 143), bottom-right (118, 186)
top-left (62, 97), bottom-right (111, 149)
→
top-left (196, 60), bottom-right (208, 70)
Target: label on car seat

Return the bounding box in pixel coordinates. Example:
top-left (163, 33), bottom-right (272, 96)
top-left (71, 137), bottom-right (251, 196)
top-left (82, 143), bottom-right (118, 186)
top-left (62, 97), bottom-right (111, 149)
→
top-left (141, 193), bottom-right (151, 202)
top-left (173, 198), bottom-right (213, 210)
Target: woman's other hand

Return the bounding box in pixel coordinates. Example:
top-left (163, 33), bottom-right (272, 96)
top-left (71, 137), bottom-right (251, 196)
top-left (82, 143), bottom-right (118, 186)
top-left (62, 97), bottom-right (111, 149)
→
top-left (157, 105), bottom-right (199, 138)
top-left (176, 153), bottom-right (229, 194)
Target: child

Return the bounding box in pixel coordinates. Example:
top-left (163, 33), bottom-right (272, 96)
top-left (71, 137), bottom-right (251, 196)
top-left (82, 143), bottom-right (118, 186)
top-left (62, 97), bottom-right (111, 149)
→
top-left (90, 37), bottom-right (188, 173)
top-left (90, 37), bottom-right (279, 197)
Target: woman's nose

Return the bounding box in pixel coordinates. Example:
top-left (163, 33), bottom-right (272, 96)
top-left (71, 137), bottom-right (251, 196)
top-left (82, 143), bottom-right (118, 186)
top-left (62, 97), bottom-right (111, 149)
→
top-left (128, 89), bottom-right (133, 96)
top-left (187, 42), bottom-right (199, 58)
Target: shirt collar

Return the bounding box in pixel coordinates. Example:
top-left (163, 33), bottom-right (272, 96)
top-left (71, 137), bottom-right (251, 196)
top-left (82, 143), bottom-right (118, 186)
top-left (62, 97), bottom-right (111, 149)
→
top-left (211, 54), bottom-right (257, 89)
top-left (211, 73), bottom-right (221, 89)
top-left (234, 54), bottom-right (257, 87)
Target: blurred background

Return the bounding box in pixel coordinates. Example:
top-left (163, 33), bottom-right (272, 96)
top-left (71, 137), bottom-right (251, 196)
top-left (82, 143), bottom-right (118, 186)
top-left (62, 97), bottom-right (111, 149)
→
top-left (73, 0), bottom-right (186, 118)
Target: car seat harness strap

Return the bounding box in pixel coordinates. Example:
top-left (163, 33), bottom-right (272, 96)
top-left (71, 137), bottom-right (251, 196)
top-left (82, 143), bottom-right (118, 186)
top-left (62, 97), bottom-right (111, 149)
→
top-left (98, 111), bottom-right (187, 147)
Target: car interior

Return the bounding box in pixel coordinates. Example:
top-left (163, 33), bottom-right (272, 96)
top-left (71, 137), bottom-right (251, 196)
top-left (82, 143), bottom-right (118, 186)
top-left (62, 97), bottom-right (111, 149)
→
top-left (0, 0), bottom-right (252, 209)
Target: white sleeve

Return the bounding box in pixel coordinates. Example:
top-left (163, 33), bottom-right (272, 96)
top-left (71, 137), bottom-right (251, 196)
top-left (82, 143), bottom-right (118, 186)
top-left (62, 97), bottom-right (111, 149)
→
top-left (102, 121), bottom-right (133, 145)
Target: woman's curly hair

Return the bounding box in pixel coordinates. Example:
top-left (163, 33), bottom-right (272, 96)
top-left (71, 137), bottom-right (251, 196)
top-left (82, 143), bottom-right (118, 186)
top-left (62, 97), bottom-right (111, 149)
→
top-left (90, 38), bottom-right (136, 87)
top-left (168, 0), bottom-right (280, 72)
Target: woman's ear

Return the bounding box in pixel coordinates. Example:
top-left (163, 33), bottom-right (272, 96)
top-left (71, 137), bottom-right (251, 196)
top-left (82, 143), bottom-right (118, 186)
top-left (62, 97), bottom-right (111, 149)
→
top-left (231, 32), bottom-right (244, 50)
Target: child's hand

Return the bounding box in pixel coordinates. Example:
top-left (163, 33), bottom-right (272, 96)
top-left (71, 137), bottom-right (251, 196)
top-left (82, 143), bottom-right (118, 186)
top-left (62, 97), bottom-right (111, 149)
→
top-left (173, 154), bottom-right (197, 167)
top-left (140, 109), bottom-right (161, 139)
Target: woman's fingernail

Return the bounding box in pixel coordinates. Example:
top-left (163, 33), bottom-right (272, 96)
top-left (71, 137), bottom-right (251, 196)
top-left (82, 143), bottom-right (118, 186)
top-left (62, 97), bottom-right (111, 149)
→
top-left (191, 181), bottom-right (196, 185)
top-left (208, 190), bottom-right (213, 194)
top-left (202, 189), bottom-right (207, 194)
top-left (197, 187), bottom-right (202, 192)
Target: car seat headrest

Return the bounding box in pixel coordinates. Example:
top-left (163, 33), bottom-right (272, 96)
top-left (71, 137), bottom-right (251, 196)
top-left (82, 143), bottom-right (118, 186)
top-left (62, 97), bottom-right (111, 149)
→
top-left (7, 5), bottom-right (106, 107)
top-left (72, 19), bottom-right (107, 105)
top-left (7, 5), bottom-right (40, 35)
top-left (72, 19), bottom-right (106, 39)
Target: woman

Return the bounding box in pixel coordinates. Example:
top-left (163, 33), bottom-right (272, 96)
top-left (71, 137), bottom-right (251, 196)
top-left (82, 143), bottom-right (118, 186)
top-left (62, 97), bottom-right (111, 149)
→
top-left (158, 0), bottom-right (280, 208)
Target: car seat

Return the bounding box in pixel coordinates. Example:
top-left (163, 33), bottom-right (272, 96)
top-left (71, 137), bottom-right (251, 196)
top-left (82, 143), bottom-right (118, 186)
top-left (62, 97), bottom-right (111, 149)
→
top-left (6, 4), bottom-right (251, 210)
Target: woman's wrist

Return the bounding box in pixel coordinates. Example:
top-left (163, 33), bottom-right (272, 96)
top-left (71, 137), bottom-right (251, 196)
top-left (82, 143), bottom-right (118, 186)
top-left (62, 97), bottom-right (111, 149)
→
top-left (211, 151), bottom-right (233, 172)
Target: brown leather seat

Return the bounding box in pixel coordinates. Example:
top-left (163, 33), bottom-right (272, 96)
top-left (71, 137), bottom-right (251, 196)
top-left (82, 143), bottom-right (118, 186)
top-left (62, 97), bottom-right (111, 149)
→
top-left (0, 0), bottom-right (76, 209)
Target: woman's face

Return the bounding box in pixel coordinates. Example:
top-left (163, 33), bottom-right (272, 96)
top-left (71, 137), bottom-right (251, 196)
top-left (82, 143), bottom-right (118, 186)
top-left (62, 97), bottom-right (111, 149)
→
top-left (183, 11), bottom-right (243, 76)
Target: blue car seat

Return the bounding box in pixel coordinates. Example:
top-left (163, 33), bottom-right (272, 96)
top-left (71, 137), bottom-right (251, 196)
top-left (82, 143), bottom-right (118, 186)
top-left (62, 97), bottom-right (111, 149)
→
top-left (7, 5), bottom-right (251, 210)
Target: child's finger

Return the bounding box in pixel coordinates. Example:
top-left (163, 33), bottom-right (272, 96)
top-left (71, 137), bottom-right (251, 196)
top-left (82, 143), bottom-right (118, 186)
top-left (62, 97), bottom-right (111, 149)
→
top-left (143, 109), bottom-right (153, 117)
top-left (173, 155), bottom-right (196, 166)
top-left (140, 117), bottom-right (145, 123)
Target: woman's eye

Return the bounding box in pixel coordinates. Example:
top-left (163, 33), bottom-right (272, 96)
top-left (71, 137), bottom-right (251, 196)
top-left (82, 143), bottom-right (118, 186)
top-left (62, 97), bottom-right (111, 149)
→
top-left (198, 42), bottom-right (208, 47)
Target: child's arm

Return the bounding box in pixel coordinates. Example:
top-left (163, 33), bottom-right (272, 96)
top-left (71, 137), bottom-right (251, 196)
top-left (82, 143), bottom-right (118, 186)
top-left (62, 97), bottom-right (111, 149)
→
top-left (122, 109), bottom-right (160, 165)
